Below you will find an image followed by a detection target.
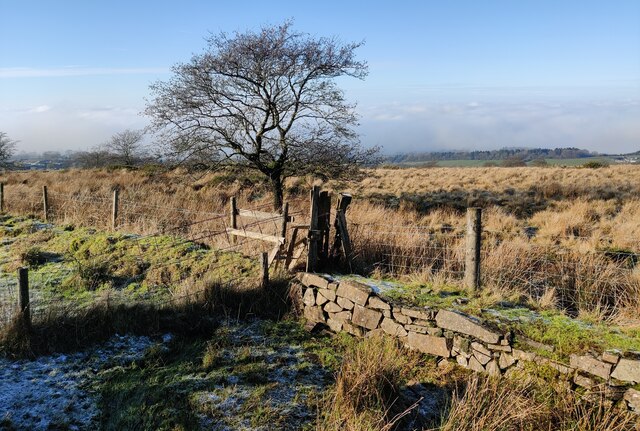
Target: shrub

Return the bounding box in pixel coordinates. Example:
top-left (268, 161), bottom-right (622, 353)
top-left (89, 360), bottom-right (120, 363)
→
top-left (581, 160), bottom-right (609, 169)
top-left (70, 256), bottom-right (112, 290)
top-left (19, 246), bottom-right (49, 267)
top-left (530, 158), bottom-right (549, 167)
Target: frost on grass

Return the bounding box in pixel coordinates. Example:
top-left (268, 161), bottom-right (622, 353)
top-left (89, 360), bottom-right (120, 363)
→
top-left (192, 320), bottom-right (331, 431)
top-left (0, 334), bottom-right (164, 430)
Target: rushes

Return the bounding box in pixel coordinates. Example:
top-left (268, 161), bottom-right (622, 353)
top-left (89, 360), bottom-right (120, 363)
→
top-left (317, 336), bottom-right (637, 431)
top-left (318, 335), bottom-right (415, 431)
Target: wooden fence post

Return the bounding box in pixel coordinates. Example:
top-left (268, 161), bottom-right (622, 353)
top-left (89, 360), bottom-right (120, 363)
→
top-left (18, 267), bottom-right (31, 328)
top-left (111, 188), bottom-right (119, 229)
top-left (0, 183), bottom-right (4, 213)
top-left (306, 186), bottom-right (320, 272)
top-left (42, 185), bottom-right (49, 222)
top-left (465, 207), bottom-right (482, 292)
top-left (260, 252), bottom-right (269, 288)
top-left (230, 197), bottom-right (238, 244)
top-left (280, 202), bottom-right (289, 240)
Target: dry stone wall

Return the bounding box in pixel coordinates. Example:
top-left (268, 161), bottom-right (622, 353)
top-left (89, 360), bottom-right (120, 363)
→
top-left (296, 272), bottom-right (640, 414)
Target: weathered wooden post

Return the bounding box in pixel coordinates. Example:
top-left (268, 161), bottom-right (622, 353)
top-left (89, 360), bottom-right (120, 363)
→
top-left (306, 186), bottom-right (320, 272)
top-left (0, 182), bottom-right (4, 213)
top-left (111, 188), bottom-right (119, 229)
top-left (260, 252), bottom-right (269, 288)
top-left (230, 197), bottom-right (238, 244)
top-left (465, 207), bottom-right (482, 292)
top-left (42, 185), bottom-right (49, 222)
top-left (331, 193), bottom-right (353, 269)
top-left (318, 191), bottom-right (332, 262)
top-left (280, 202), bottom-right (289, 240)
top-left (18, 267), bottom-right (31, 328)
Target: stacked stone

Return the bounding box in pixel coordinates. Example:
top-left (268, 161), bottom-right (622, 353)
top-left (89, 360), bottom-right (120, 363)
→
top-left (297, 272), bottom-right (640, 414)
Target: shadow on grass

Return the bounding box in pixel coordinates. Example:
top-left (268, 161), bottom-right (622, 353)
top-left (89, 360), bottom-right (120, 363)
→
top-left (0, 276), bottom-right (293, 358)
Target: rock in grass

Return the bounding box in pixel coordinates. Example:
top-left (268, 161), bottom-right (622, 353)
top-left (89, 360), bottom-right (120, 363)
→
top-left (624, 388), bottom-right (640, 412)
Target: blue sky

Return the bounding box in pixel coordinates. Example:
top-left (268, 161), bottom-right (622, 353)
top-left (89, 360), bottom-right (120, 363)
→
top-left (1, 0), bottom-right (638, 154)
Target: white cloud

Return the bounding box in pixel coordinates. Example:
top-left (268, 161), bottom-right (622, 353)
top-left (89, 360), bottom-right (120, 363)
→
top-left (360, 99), bottom-right (640, 154)
top-left (0, 67), bottom-right (168, 78)
top-left (0, 104), bottom-right (148, 152)
top-left (30, 105), bottom-right (51, 113)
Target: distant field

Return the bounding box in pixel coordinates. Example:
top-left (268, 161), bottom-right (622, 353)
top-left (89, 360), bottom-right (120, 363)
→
top-left (397, 156), bottom-right (616, 168)
top-left (538, 157), bottom-right (615, 166)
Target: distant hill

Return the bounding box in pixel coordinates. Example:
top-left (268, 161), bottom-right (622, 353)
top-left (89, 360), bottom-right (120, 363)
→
top-left (385, 147), bottom-right (598, 164)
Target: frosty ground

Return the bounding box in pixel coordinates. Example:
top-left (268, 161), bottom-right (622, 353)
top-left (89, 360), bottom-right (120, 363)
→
top-left (0, 320), bottom-right (333, 431)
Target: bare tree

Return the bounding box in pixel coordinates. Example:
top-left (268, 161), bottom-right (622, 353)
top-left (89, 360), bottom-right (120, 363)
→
top-left (104, 129), bottom-right (145, 166)
top-left (145, 21), bottom-right (378, 209)
top-left (0, 132), bottom-right (17, 167)
top-left (73, 147), bottom-right (114, 168)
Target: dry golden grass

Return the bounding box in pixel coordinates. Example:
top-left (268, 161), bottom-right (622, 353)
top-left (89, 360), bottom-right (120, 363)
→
top-left (344, 165), bottom-right (640, 198)
top-left (0, 168), bottom-right (301, 257)
top-left (439, 374), bottom-right (638, 431)
top-left (317, 335), bottom-right (637, 431)
top-left (317, 334), bottom-right (419, 431)
top-left (1, 165), bottom-right (639, 324)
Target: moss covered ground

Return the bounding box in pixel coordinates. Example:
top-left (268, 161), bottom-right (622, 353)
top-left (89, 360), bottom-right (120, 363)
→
top-left (0, 214), bottom-right (257, 307)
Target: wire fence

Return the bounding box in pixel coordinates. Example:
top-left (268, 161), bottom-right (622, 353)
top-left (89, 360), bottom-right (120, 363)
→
top-left (2, 184), bottom-right (640, 327)
top-left (348, 216), bottom-right (640, 318)
top-left (0, 187), bottom-right (305, 329)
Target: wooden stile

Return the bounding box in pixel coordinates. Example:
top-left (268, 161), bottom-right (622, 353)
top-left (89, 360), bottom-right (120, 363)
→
top-left (306, 186), bottom-right (321, 272)
top-left (225, 228), bottom-right (285, 244)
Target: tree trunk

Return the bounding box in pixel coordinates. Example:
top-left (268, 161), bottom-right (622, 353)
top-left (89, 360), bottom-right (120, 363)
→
top-left (270, 175), bottom-right (284, 212)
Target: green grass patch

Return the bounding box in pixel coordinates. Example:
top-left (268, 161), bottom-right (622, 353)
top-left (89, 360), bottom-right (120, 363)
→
top-left (0, 216), bottom-right (257, 305)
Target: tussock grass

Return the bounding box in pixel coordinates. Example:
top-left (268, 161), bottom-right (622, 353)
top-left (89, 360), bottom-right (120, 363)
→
top-left (317, 334), bottom-right (418, 431)
top-left (317, 334), bottom-right (637, 431)
top-left (439, 374), bottom-right (637, 431)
